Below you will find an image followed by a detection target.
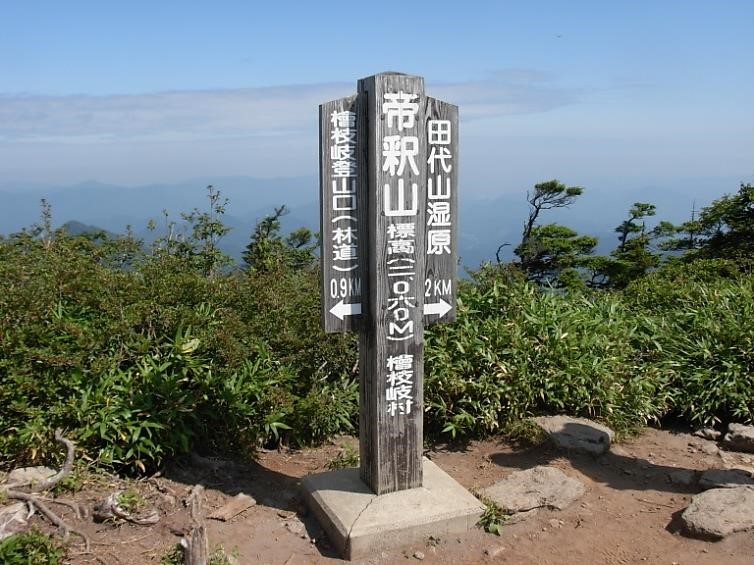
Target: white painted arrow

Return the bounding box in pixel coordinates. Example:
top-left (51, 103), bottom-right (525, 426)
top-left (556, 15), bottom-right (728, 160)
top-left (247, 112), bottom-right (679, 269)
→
top-left (424, 298), bottom-right (452, 318)
top-left (330, 300), bottom-right (362, 320)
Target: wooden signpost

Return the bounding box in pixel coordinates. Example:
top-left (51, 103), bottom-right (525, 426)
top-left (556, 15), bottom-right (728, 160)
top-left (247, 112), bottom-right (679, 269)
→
top-left (320, 72), bottom-right (458, 495)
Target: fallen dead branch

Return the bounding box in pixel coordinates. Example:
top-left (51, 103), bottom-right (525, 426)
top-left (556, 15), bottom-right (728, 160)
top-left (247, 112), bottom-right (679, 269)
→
top-left (36, 495), bottom-right (86, 519)
top-left (635, 497), bottom-right (677, 509)
top-left (93, 491), bottom-right (160, 526)
top-left (1, 429), bottom-right (90, 550)
top-left (207, 492), bottom-right (256, 522)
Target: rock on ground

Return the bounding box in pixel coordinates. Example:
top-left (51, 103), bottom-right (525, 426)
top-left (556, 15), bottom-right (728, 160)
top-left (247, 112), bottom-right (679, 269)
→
top-left (533, 416), bottom-right (615, 455)
top-left (0, 503), bottom-right (31, 541)
top-left (724, 423), bottom-right (754, 454)
top-left (480, 466), bottom-right (586, 513)
top-left (681, 486), bottom-right (754, 540)
top-left (694, 428), bottom-right (722, 441)
top-left (698, 468), bottom-right (754, 490)
top-left (700, 443), bottom-right (720, 455)
top-left (506, 508), bottom-right (539, 524)
top-left (6, 466), bottom-right (56, 487)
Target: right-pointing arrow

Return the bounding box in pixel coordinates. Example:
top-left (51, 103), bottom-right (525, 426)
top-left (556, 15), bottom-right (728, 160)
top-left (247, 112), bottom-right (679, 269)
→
top-left (330, 299), bottom-right (362, 320)
top-left (424, 298), bottom-right (452, 318)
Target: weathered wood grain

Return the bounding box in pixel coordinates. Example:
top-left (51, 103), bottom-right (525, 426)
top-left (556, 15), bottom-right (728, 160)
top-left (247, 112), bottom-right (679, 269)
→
top-left (357, 72), bottom-right (426, 494)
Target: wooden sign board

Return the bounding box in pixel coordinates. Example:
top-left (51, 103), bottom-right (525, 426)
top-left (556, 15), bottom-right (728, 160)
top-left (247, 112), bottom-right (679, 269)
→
top-left (319, 95), bottom-right (365, 333)
top-left (319, 72), bottom-right (458, 495)
top-left (423, 97), bottom-right (458, 325)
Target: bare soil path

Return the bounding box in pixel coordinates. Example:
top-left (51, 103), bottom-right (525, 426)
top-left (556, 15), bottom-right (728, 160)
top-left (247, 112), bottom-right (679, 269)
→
top-left (35, 426), bottom-right (754, 564)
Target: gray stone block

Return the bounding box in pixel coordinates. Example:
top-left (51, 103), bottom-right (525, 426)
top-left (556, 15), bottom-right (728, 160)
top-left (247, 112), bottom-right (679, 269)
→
top-left (533, 416), bottom-right (615, 455)
top-left (724, 423), bottom-right (754, 453)
top-left (681, 486), bottom-right (754, 540)
top-left (480, 466), bottom-right (585, 513)
top-left (300, 458), bottom-right (483, 560)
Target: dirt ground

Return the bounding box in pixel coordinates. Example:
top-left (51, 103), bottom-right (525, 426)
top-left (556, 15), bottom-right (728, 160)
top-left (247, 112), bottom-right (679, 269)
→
top-left (27, 426), bottom-right (754, 564)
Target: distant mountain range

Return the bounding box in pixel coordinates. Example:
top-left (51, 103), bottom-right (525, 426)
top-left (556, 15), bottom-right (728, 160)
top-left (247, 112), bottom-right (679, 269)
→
top-left (60, 220), bottom-right (117, 238)
top-left (0, 175), bottom-right (734, 270)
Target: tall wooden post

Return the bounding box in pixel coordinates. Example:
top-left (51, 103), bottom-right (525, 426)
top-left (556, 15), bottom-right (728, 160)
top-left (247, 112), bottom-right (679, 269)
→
top-left (320, 72), bottom-right (458, 496)
top-left (357, 73), bottom-right (426, 494)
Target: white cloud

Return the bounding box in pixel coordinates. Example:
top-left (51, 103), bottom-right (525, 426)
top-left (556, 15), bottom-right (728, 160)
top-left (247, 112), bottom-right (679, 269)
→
top-left (0, 73), bottom-right (586, 185)
top-left (0, 75), bottom-right (578, 144)
top-left (0, 84), bottom-right (346, 143)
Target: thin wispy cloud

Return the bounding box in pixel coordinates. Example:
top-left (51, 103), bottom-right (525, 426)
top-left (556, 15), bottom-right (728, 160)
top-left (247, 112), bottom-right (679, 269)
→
top-left (0, 84), bottom-right (346, 143)
top-left (0, 73), bottom-right (578, 144)
top-left (434, 78), bottom-right (578, 119)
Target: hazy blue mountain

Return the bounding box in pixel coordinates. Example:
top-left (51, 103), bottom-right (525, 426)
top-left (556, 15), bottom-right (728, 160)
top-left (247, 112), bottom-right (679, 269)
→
top-left (0, 176), bottom-right (318, 234)
top-left (0, 175), bottom-right (734, 270)
top-left (60, 220), bottom-right (116, 238)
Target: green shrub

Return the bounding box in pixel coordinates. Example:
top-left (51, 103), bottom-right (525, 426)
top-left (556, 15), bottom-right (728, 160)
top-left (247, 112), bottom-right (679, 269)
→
top-left (477, 497), bottom-right (508, 535)
top-left (289, 373), bottom-right (359, 446)
top-left (625, 262), bottom-right (754, 425)
top-left (0, 529), bottom-right (65, 564)
top-left (2, 209), bottom-right (752, 473)
top-left (0, 228), bottom-right (358, 470)
top-left (425, 272), bottom-right (670, 438)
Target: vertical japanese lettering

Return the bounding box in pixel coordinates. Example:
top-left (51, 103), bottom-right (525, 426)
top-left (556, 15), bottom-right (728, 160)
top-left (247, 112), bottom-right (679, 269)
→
top-left (319, 96), bottom-right (363, 333)
top-left (423, 98), bottom-right (458, 326)
top-left (380, 87), bottom-right (422, 414)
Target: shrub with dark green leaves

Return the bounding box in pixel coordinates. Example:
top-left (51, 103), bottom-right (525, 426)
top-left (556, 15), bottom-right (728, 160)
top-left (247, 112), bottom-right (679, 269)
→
top-left (625, 261), bottom-right (754, 426)
top-left (289, 373), bottom-right (359, 446)
top-left (2, 205), bottom-right (752, 473)
top-left (0, 529), bottom-right (64, 564)
top-left (425, 266), bottom-right (670, 438)
top-left (0, 229), bottom-right (356, 471)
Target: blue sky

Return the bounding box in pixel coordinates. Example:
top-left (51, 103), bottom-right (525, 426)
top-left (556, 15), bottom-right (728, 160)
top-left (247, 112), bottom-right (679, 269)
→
top-left (1, 1), bottom-right (753, 199)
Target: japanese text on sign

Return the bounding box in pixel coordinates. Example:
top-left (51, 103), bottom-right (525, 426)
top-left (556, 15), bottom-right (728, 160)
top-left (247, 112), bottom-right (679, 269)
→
top-left (381, 91), bottom-right (419, 416)
top-left (386, 353), bottom-right (414, 416)
top-left (427, 120), bottom-right (453, 255)
top-left (330, 110), bottom-right (360, 272)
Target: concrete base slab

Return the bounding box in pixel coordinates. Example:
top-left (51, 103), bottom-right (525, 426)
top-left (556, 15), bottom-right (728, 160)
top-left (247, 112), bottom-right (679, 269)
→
top-left (301, 458), bottom-right (484, 560)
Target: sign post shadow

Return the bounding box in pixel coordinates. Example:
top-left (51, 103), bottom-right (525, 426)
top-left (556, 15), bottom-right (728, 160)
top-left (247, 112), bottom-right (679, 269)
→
top-left (302, 72), bottom-right (482, 560)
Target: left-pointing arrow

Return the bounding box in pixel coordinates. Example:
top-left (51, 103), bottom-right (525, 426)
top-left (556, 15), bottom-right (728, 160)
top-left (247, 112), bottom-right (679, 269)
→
top-left (329, 300), bottom-right (362, 320)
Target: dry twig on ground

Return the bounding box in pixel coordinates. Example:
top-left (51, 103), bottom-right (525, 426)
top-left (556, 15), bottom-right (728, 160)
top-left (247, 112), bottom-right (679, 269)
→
top-left (1, 429), bottom-right (90, 550)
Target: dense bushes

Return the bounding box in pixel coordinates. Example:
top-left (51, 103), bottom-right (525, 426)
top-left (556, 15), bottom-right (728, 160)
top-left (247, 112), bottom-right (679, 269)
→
top-left (1, 222), bottom-right (752, 472)
top-left (425, 264), bottom-right (671, 438)
top-left (424, 260), bottom-right (754, 439)
top-left (624, 260), bottom-right (754, 426)
top-left (0, 230), bottom-right (357, 471)
top-left (0, 528), bottom-right (64, 564)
